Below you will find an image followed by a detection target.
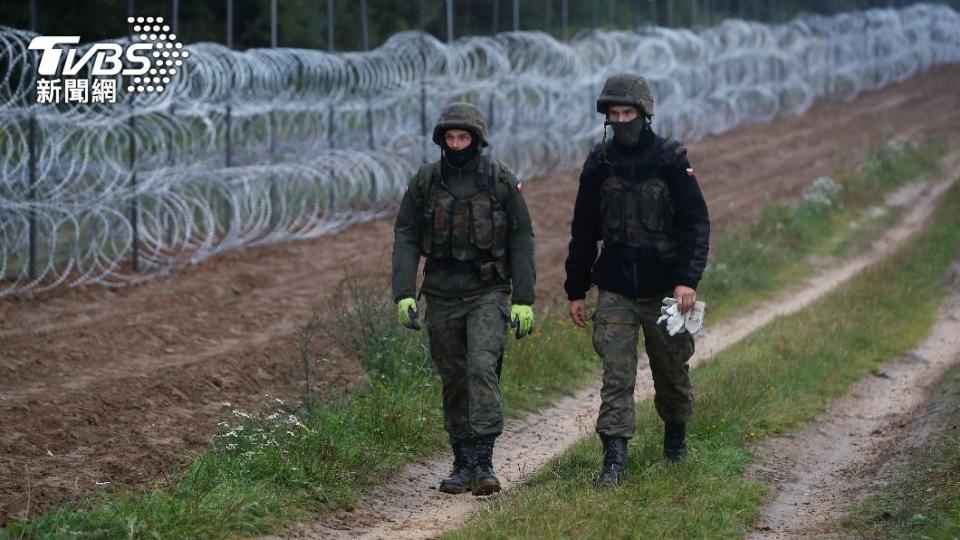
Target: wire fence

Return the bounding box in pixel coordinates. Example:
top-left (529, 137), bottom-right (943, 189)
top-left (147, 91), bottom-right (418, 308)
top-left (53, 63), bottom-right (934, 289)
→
top-left (0, 3), bottom-right (958, 297)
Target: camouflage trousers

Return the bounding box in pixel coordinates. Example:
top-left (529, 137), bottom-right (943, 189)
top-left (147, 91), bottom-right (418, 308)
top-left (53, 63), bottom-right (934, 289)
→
top-left (426, 290), bottom-right (510, 442)
top-left (592, 288), bottom-right (695, 438)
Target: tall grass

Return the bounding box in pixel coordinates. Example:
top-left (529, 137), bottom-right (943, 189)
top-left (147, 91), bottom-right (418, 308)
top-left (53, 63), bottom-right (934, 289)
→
top-left (700, 140), bottom-right (941, 321)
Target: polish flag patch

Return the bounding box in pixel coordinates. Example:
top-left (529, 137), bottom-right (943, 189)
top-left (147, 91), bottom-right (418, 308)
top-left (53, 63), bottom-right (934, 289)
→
top-left (685, 167), bottom-right (695, 176)
top-left (516, 181), bottom-right (523, 192)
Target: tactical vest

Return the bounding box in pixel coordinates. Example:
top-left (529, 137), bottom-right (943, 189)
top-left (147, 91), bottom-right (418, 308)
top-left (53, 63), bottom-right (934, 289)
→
top-left (416, 158), bottom-right (511, 281)
top-left (599, 145), bottom-right (678, 263)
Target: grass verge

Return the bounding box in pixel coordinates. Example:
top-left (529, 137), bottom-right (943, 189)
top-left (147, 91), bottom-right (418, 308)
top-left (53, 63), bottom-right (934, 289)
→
top-left (699, 139), bottom-right (941, 321)
top-left (838, 360), bottom-right (960, 538)
top-left (445, 182), bottom-right (960, 538)
top-left (0, 141), bottom-right (943, 538)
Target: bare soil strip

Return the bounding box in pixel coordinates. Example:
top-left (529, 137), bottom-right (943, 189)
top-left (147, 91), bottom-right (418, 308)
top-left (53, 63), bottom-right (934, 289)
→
top-left (269, 157), bottom-right (960, 539)
top-left (746, 289), bottom-right (960, 539)
top-left (2, 65), bottom-right (959, 525)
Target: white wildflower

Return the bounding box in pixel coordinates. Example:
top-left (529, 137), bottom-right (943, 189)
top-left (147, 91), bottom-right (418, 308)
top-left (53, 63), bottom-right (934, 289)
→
top-left (803, 176), bottom-right (840, 209)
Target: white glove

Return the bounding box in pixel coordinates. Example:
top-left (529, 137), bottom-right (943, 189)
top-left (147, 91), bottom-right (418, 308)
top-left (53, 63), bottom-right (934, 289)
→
top-left (657, 297), bottom-right (686, 336)
top-left (684, 301), bottom-right (706, 335)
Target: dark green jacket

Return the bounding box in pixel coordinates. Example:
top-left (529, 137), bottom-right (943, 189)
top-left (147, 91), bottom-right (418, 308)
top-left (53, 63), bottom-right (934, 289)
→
top-left (392, 153), bottom-right (536, 305)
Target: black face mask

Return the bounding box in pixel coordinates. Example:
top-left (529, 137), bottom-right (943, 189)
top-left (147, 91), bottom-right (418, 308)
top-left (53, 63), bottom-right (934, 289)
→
top-left (442, 140), bottom-right (479, 167)
top-left (607, 116), bottom-right (651, 147)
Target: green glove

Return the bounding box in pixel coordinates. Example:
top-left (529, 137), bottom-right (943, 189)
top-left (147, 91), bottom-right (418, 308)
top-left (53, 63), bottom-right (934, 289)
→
top-left (397, 297), bottom-right (420, 330)
top-left (510, 304), bottom-right (535, 339)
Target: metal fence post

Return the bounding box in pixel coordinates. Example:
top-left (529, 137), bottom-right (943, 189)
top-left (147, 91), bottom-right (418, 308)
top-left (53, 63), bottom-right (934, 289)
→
top-left (172, 0), bottom-right (179, 34)
top-left (223, 0), bottom-right (234, 240)
top-left (561, 0), bottom-right (568, 39)
top-left (322, 1), bottom-right (335, 150)
top-left (492, 0), bottom-right (499, 34)
top-left (27, 0), bottom-right (38, 280)
top-left (271, 0), bottom-right (278, 47)
top-left (514, 0), bottom-right (520, 31)
top-left (446, 0), bottom-right (454, 42)
top-left (546, 0), bottom-right (552, 34)
top-left (128, 0), bottom-right (139, 272)
top-left (130, 114), bottom-right (139, 272)
top-left (327, 0), bottom-right (335, 51)
top-left (360, 0), bottom-right (369, 50)
top-left (269, 0), bottom-right (277, 159)
top-left (324, 0), bottom-right (336, 147)
top-left (225, 102), bottom-right (232, 167)
top-left (362, 0), bottom-right (375, 200)
top-left (226, 0), bottom-right (233, 49)
top-left (420, 78), bottom-right (428, 163)
top-left (28, 104), bottom-right (37, 280)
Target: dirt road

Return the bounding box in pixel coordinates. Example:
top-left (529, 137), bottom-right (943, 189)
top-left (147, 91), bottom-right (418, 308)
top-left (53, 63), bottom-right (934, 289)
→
top-left (269, 154), bottom-right (960, 540)
top-left (747, 283), bottom-right (960, 538)
top-left (2, 64), bottom-right (959, 525)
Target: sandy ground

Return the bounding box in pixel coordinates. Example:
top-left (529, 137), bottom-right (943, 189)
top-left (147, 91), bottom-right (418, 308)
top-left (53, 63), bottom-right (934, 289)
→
top-left (747, 280), bottom-right (960, 539)
top-left (2, 64), bottom-right (960, 526)
top-left (266, 151), bottom-right (960, 539)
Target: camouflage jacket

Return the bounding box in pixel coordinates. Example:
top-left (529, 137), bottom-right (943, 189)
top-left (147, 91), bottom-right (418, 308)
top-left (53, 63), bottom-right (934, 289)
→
top-left (392, 153), bottom-right (536, 305)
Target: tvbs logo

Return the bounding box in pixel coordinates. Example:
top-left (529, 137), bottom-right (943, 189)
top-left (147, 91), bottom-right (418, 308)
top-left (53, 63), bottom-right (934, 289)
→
top-left (28, 16), bottom-right (189, 104)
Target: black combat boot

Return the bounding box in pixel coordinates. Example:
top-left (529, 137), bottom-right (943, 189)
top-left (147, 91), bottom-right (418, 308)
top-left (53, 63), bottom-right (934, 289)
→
top-left (439, 438), bottom-right (476, 494)
top-left (594, 434), bottom-right (628, 487)
top-left (471, 434), bottom-right (502, 496)
top-left (663, 422), bottom-right (687, 462)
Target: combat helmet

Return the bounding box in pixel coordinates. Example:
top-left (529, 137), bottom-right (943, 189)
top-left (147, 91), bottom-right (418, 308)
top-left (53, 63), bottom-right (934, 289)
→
top-left (596, 73), bottom-right (655, 117)
top-left (432, 102), bottom-right (490, 148)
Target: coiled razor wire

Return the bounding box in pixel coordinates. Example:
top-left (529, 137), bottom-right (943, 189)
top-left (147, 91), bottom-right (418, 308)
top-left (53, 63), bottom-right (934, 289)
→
top-left (1, 3), bottom-right (958, 297)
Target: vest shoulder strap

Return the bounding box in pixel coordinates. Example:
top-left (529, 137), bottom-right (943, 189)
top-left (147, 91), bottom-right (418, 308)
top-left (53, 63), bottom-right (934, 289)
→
top-left (478, 156), bottom-right (514, 203)
top-left (412, 161), bottom-right (442, 207)
top-left (658, 139), bottom-right (688, 167)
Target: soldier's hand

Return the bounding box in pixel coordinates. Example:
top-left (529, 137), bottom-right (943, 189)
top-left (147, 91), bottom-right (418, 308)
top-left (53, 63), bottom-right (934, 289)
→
top-left (569, 299), bottom-right (588, 328)
top-left (674, 285), bottom-right (697, 314)
top-left (510, 304), bottom-right (535, 339)
top-left (397, 297), bottom-right (420, 330)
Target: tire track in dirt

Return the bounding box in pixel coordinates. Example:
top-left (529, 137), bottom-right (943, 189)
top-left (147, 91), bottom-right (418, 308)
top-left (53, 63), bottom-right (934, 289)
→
top-left (2, 65), bottom-right (959, 525)
top-left (267, 153), bottom-right (960, 539)
top-left (746, 285), bottom-right (960, 539)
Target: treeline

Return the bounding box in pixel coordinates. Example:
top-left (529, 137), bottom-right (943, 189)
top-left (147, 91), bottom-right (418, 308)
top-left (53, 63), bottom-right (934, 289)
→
top-left (1, 0), bottom-right (955, 51)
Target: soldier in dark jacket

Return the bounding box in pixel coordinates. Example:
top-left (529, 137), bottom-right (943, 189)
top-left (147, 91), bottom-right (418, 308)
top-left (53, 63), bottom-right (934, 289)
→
top-left (392, 102), bottom-right (536, 496)
top-left (564, 73), bottom-right (710, 486)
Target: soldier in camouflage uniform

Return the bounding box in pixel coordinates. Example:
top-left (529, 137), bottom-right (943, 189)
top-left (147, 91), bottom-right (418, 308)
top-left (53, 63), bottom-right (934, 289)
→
top-left (392, 102), bottom-right (536, 496)
top-left (564, 74), bottom-right (710, 486)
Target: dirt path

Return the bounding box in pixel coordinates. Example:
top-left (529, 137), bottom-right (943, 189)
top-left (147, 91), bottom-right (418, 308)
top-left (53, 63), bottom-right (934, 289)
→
top-left (2, 64), bottom-right (959, 526)
top-left (747, 282), bottom-right (960, 539)
top-left (267, 152), bottom-right (960, 539)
